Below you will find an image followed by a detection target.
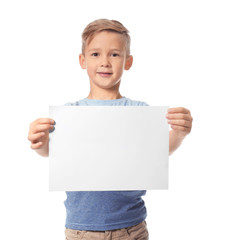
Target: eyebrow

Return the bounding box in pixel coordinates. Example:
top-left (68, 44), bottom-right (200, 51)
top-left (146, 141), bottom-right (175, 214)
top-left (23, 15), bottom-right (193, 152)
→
top-left (88, 48), bottom-right (122, 52)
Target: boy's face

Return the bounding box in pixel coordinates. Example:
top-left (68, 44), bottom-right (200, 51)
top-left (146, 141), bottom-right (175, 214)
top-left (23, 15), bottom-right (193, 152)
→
top-left (79, 31), bottom-right (133, 91)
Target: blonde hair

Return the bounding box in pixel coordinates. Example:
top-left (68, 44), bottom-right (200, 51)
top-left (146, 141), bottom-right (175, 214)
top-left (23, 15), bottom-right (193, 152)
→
top-left (81, 19), bottom-right (131, 57)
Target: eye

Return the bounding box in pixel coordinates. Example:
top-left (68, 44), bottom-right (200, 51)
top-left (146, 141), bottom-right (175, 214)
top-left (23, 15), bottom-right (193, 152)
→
top-left (91, 52), bottom-right (99, 56)
top-left (112, 53), bottom-right (119, 57)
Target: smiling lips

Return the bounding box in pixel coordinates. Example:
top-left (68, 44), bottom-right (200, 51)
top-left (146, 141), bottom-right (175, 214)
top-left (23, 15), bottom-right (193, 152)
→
top-left (97, 72), bottom-right (113, 77)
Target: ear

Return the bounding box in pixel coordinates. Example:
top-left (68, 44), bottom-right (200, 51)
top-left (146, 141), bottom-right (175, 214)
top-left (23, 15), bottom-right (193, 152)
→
top-left (79, 54), bottom-right (86, 69)
top-left (124, 55), bottom-right (133, 70)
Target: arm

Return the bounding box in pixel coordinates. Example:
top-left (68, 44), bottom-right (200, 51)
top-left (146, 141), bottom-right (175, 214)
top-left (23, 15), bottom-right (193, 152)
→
top-left (166, 107), bottom-right (193, 155)
top-left (28, 118), bottom-right (55, 157)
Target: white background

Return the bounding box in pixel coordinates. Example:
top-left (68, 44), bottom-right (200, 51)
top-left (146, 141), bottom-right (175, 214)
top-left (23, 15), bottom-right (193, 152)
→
top-left (0, 0), bottom-right (225, 239)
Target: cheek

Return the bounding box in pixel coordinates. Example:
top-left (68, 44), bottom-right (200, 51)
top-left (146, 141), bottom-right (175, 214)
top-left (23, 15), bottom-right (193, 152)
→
top-left (118, 63), bottom-right (125, 74)
top-left (115, 60), bottom-right (125, 70)
top-left (86, 62), bottom-right (96, 72)
top-left (85, 66), bottom-right (94, 78)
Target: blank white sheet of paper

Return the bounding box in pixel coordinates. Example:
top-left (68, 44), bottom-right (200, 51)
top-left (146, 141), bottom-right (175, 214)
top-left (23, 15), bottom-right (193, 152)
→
top-left (49, 106), bottom-right (169, 191)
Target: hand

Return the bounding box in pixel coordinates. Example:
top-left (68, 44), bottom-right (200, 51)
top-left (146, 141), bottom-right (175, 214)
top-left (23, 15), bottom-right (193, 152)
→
top-left (28, 118), bottom-right (55, 150)
top-left (166, 107), bottom-right (193, 139)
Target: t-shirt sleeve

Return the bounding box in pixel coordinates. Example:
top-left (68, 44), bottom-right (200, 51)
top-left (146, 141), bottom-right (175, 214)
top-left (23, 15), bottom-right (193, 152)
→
top-left (63, 102), bottom-right (79, 106)
top-left (139, 101), bottom-right (149, 106)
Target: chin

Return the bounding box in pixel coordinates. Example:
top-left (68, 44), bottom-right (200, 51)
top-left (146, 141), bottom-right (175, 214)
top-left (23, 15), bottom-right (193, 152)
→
top-left (94, 80), bottom-right (121, 89)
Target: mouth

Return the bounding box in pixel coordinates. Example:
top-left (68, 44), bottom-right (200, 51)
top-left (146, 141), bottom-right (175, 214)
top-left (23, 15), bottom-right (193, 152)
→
top-left (97, 72), bottom-right (113, 77)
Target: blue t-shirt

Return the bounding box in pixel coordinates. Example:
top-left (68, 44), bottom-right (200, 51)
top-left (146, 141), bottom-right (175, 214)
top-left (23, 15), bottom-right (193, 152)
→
top-left (64, 96), bottom-right (149, 231)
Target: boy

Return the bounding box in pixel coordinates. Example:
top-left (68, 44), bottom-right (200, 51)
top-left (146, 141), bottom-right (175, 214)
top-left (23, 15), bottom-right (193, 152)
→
top-left (28, 19), bottom-right (193, 240)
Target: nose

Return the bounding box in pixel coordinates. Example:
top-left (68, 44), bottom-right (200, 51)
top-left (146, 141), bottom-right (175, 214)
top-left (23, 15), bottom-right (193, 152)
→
top-left (100, 56), bottom-right (111, 67)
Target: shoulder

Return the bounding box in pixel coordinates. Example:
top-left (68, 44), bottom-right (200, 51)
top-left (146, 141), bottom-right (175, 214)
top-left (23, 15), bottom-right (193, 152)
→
top-left (63, 101), bottom-right (79, 106)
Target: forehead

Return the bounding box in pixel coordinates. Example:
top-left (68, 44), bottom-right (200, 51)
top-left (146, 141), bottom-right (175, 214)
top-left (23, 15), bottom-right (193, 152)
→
top-left (86, 31), bottom-right (126, 51)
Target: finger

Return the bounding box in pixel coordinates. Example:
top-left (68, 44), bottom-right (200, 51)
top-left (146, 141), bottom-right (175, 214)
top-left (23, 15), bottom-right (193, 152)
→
top-left (32, 124), bottom-right (54, 134)
top-left (166, 113), bottom-right (192, 121)
top-left (170, 124), bottom-right (191, 134)
top-left (168, 119), bottom-right (192, 128)
top-left (30, 141), bottom-right (43, 150)
top-left (27, 132), bottom-right (45, 143)
top-left (168, 107), bottom-right (190, 114)
top-left (31, 118), bottom-right (55, 126)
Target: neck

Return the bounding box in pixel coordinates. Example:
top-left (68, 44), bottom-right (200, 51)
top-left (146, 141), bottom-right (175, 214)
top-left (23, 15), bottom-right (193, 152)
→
top-left (86, 82), bottom-right (123, 100)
